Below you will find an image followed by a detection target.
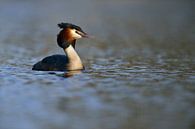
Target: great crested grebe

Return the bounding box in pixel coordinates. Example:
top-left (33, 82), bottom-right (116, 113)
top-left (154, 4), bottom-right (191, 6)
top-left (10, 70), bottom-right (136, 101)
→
top-left (32, 23), bottom-right (89, 71)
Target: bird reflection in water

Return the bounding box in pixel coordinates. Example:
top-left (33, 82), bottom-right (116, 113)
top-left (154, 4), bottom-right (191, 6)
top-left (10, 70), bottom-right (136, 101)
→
top-left (48, 70), bottom-right (82, 78)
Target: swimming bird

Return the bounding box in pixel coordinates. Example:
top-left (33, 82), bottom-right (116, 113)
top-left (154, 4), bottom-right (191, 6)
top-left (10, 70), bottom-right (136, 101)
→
top-left (32, 23), bottom-right (89, 71)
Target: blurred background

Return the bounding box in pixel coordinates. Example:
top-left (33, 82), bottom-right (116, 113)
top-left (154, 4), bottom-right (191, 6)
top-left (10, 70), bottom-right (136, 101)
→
top-left (0, 0), bottom-right (195, 129)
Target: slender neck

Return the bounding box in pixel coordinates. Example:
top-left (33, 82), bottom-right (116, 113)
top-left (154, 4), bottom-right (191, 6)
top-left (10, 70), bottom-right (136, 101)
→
top-left (63, 45), bottom-right (83, 70)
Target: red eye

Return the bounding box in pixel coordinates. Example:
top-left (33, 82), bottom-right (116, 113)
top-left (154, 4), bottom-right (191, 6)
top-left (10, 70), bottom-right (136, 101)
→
top-left (75, 31), bottom-right (79, 34)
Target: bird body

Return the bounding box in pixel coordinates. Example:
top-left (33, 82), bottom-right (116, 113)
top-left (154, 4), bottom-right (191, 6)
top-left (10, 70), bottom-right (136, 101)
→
top-left (32, 23), bottom-right (88, 71)
top-left (32, 55), bottom-right (68, 71)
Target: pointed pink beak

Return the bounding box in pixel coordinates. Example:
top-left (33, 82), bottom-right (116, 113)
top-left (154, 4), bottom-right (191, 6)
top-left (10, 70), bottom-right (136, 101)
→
top-left (76, 30), bottom-right (90, 38)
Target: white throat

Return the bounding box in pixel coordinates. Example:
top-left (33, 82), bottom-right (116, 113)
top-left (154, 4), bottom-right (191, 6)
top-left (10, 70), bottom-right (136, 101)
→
top-left (64, 45), bottom-right (83, 70)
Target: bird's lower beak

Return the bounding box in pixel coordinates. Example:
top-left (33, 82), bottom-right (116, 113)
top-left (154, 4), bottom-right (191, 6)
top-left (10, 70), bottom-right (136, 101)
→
top-left (82, 33), bottom-right (90, 38)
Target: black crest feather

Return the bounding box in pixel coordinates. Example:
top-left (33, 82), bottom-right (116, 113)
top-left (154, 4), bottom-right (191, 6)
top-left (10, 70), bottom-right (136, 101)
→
top-left (58, 23), bottom-right (71, 29)
top-left (57, 22), bottom-right (82, 32)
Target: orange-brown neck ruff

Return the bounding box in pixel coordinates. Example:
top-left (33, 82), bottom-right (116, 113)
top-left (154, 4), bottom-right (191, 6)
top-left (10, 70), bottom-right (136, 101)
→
top-left (57, 28), bottom-right (76, 48)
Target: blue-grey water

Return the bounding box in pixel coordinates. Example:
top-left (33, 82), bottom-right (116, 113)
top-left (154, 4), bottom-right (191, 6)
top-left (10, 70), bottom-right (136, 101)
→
top-left (0, 0), bottom-right (195, 129)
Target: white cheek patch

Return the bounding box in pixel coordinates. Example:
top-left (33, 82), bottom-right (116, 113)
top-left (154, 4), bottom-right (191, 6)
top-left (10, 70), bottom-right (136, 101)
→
top-left (70, 29), bottom-right (82, 39)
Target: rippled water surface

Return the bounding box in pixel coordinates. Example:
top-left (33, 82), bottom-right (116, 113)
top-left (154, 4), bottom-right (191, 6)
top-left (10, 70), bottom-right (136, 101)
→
top-left (0, 0), bottom-right (195, 129)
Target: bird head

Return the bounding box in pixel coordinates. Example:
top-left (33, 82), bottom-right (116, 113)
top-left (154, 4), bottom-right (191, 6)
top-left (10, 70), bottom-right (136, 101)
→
top-left (57, 23), bottom-right (89, 49)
